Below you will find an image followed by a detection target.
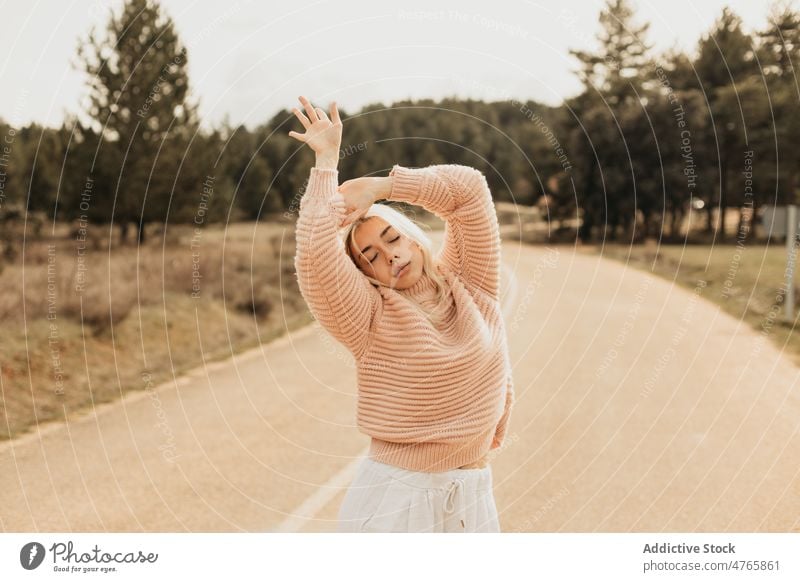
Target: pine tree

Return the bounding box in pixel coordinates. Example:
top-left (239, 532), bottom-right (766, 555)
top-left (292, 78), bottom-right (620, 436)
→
top-left (569, 0), bottom-right (653, 106)
top-left (695, 7), bottom-right (757, 89)
top-left (758, 0), bottom-right (800, 78)
top-left (758, 1), bottom-right (800, 207)
top-left (566, 0), bottom-right (654, 241)
top-left (76, 0), bottom-right (199, 244)
top-left (694, 7), bottom-right (757, 239)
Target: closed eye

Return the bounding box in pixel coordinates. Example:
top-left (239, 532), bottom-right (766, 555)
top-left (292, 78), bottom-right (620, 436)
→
top-left (368, 236), bottom-right (401, 263)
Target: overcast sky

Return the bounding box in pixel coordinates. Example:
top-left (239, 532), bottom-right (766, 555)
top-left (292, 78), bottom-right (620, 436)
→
top-left (0, 0), bottom-right (780, 130)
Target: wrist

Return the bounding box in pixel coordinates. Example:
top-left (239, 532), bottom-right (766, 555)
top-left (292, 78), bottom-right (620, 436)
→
top-left (315, 152), bottom-right (339, 170)
top-left (373, 176), bottom-right (393, 202)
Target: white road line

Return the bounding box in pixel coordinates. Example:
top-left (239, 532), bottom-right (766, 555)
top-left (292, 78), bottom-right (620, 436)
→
top-left (272, 448), bottom-right (368, 532)
top-left (275, 259), bottom-right (521, 532)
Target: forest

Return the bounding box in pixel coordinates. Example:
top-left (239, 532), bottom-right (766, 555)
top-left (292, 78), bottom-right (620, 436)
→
top-left (1, 0), bottom-right (799, 256)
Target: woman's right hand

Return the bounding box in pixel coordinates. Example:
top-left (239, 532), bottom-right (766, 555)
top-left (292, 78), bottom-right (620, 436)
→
top-left (288, 95), bottom-right (342, 161)
top-left (337, 176), bottom-right (393, 227)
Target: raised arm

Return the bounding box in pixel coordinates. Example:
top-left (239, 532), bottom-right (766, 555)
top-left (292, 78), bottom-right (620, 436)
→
top-left (386, 164), bottom-right (501, 301)
top-left (290, 96), bottom-right (380, 361)
top-left (294, 167), bottom-right (380, 360)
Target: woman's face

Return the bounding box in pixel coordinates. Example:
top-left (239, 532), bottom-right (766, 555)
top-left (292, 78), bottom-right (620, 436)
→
top-left (348, 217), bottom-right (423, 289)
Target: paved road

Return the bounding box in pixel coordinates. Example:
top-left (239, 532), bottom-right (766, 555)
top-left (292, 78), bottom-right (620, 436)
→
top-left (1, 237), bottom-right (798, 532)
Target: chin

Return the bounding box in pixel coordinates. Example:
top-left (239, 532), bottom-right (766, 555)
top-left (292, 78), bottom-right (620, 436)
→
top-left (401, 268), bottom-right (421, 288)
top-left (392, 273), bottom-right (413, 289)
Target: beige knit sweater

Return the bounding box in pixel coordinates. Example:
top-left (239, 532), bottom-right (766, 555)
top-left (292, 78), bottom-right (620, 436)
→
top-left (294, 163), bottom-right (514, 472)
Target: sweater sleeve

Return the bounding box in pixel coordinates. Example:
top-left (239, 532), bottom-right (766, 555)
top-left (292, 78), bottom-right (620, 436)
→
top-left (387, 163), bottom-right (501, 301)
top-left (294, 167), bottom-right (380, 361)
top-left (490, 376), bottom-right (515, 450)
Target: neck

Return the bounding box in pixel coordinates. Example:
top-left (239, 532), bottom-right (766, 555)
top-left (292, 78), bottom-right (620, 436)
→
top-left (399, 265), bottom-right (437, 298)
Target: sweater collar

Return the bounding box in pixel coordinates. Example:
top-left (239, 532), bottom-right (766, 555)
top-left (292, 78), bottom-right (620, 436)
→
top-left (398, 265), bottom-right (438, 299)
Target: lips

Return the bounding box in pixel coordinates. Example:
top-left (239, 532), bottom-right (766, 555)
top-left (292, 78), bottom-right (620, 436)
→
top-left (394, 262), bottom-right (410, 277)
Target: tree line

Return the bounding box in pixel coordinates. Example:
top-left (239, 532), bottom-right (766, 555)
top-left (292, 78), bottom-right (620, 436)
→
top-left (1, 0), bottom-right (798, 245)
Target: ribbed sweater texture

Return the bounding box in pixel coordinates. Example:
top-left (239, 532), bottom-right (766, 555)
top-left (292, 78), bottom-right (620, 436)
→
top-left (294, 163), bottom-right (514, 472)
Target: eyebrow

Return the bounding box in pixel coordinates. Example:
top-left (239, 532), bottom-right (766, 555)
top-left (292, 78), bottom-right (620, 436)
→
top-left (359, 225), bottom-right (393, 256)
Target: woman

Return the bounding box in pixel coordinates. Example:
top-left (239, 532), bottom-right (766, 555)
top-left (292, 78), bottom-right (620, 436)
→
top-left (289, 95), bottom-right (514, 533)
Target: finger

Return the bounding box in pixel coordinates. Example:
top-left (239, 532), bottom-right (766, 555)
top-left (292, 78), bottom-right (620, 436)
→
top-left (341, 208), bottom-right (363, 227)
top-left (288, 130), bottom-right (305, 142)
top-left (315, 106), bottom-right (329, 121)
top-left (330, 101), bottom-right (341, 125)
top-left (299, 95), bottom-right (318, 122)
top-left (291, 107), bottom-right (310, 129)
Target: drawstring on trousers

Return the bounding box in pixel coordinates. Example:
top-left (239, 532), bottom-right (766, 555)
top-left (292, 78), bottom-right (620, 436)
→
top-left (443, 478), bottom-right (465, 513)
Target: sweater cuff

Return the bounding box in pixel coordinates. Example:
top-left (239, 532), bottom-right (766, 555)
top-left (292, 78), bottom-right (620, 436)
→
top-left (308, 166), bottom-right (339, 188)
top-left (300, 166), bottom-right (340, 209)
top-left (388, 164), bottom-right (425, 203)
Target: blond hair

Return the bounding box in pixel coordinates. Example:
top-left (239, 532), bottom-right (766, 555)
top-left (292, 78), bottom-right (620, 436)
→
top-left (342, 203), bottom-right (451, 325)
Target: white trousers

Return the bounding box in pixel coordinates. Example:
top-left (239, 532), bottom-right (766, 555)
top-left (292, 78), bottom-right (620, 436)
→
top-left (337, 456), bottom-right (500, 533)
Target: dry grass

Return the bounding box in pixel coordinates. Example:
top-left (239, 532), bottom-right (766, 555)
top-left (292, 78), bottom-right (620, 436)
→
top-left (0, 220), bottom-right (313, 442)
top-left (0, 221), bottom-right (300, 329)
